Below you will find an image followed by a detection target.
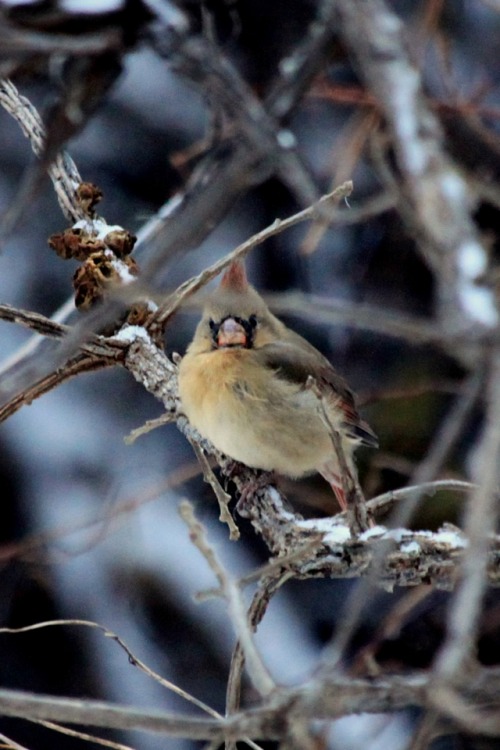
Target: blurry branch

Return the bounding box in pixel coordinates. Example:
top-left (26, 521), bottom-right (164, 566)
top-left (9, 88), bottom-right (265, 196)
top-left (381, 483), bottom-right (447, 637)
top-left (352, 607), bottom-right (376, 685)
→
top-left (0, 18), bottom-right (123, 59)
top-left (334, 0), bottom-right (498, 332)
top-left (300, 109), bottom-right (382, 255)
top-left (434, 350), bottom-right (500, 682)
top-left (28, 720), bottom-right (135, 750)
top-left (409, 368), bottom-right (484, 487)
top-left (136, 0), bottom-right (354, 278)
top-left (364, 479), bottom-right (480, 518)
top-left (179, 501), bottom-right (276, 698)
top-left (311, 80), bottom-right (500, 123)
top-left (1, 667), bottom-right (500, 741)
top-left (0, 79), bottom-right (85, 223)
top-left (0, 304), bottom-right (127, 423)
top-left (0, 353), bottom-right (111, 424)
top-left (163, 21), bottom-right (320, 209)
top-left (0, 461), bottom-right (205, 565)
top-left (265, 292), bottom-right (441, 344)
top-left (147, 180), bottom-right (353, 329)
top-left (265, 0), bottom-right (338, 119)
top-left (0, 731), bottom-right (31, 750)
top-left (0, 620), bottom-right (225, 722)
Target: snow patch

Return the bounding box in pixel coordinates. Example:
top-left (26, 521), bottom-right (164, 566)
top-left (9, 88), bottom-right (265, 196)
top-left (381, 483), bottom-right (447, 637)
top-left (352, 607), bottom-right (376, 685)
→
top-left (358, 525), bottom-right (387, 541)
top-left (110, 258), bottom-right (136, 284)
top-left (296, 518), bottom-right (352, 544)
top-left (400, 541), bottom-right (421, 555)
top-left (114, 325), bottom-right (150, 343)
top-left (433, 530), bottom-right (468, 548)
top-left (277, 130), bottom-right (296, 149)
top-left (458, 282), bottom-right (498, 327)
top-left (324, 525), bottom-right (352, 545)
top-left (440, 172), bottom-right (466, 203)
top-left (458, 241), bottom-right (488, 278)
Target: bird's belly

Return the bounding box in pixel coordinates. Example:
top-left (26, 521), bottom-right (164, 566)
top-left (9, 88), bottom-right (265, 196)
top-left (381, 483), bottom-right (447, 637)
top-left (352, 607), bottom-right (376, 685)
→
top-left (179, 354), bottom-right (334, 476)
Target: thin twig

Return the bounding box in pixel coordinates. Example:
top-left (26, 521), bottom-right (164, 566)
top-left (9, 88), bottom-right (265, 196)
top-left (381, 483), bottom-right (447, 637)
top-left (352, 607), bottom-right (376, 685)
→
top-left (409, 368), bottom-right (484, 487)
top-left (146, 181), bottom-right (353, 329)
top-left (186, 438), bottom-right (240, 540)
top-left (29, 719), bottom-right (136, 750)
top-left (0, 354), bottom-right (111, 424)
top-left (124, 412), bottom-right (177, 444)
top-left (0, 731), bottom-right (31, 750)
top-left (179, 500), bottom-right (276, 698)
top-left (364, 479), bottom-right (478, 518)
top-left (225, 573), bottom-right (291, 732)
top-left (0, 620), bottom-right (222, 721)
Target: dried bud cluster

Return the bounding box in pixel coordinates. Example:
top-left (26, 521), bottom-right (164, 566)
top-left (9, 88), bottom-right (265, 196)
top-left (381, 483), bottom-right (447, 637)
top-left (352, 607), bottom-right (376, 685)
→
top-left (47, 182), bottom-right (139, 310)
top-left (75, 182), bottom-right (103, 215)
top-left (49, 226), bottom-right (136, 262)
top-left (73, 254), bottom-right (139, 310)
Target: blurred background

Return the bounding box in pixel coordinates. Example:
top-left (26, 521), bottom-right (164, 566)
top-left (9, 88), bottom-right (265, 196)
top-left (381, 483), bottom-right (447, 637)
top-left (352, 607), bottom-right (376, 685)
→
top-left (0, 1), bottom-right (499, 748)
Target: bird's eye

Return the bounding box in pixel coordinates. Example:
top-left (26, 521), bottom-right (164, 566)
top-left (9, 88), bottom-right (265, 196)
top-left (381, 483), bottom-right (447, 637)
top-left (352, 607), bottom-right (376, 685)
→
top-left (248, 314), bottom-right (257, 329)
top-left (208, 319), bottom-right (217, 331)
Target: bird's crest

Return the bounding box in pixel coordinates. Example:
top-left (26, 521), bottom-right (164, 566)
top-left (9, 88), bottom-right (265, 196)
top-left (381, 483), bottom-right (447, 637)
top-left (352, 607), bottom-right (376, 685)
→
top-left (220, 260), bottom-right (248, 292)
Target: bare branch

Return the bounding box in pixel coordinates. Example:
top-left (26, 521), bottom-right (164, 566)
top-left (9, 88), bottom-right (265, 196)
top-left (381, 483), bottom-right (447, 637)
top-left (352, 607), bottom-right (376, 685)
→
top-left (29, 720), bottom-right (136, 750)
top-left (147, 180), bottom-right (353, 329)
top-left (0, 353), bottom-right (110, 424)
top-left (179, 501), bottom-right (276, 698)
top-left (0, 619), bottom-right (222, 721)
top-left (186, 438), bottom-right (240, 540)
top-left (334, 0), bottom-right (498, 332)
top-left (1, 668), bottom-right (500, 740)
top-left (434, 350), bottom-right (500, 681)
top-left (0, 78), bottom-right (85, 222)
top-left (0, 303), bottom-right (70, 339)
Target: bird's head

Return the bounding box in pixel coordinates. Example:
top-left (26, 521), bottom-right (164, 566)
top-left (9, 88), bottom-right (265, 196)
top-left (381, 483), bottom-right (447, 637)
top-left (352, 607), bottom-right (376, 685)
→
top-left (189, 260), bottom-right (284, 353)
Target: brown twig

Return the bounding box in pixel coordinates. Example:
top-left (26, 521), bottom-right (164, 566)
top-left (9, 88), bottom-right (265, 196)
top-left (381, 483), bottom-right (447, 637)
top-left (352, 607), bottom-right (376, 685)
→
top-left (145, 180), bottom-right (353, 330)
top-left (187, 438), bottom-right (240, 541)
top-left (0, 353), bottom-right (111, 424)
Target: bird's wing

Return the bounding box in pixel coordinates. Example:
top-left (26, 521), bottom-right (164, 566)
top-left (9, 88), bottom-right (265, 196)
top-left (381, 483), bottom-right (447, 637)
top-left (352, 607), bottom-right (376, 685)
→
top-left (254, 340), bottom-right (378, 448)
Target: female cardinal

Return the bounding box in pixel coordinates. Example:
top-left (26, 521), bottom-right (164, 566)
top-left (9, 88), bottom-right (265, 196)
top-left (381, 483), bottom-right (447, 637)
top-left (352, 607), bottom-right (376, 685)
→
top-left (178, 260), bottom-right (377, 509)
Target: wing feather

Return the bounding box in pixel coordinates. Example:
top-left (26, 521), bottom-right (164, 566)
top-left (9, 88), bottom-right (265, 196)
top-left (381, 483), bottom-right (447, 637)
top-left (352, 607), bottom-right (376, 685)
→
top-left (253, 340), bottom-right (378, 448)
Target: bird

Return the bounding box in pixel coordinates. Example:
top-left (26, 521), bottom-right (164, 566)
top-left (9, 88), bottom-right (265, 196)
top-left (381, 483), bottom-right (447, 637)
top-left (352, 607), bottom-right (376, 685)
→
top-left (177, 260), bottom-right (377, 510)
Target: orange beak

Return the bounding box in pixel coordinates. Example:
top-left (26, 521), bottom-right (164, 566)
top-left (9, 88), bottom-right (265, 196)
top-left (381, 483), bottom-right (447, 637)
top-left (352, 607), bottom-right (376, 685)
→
top-left (216, 317), bottom-right (248, 348)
